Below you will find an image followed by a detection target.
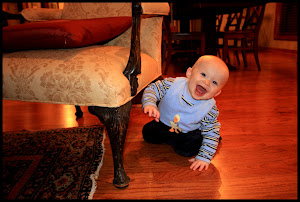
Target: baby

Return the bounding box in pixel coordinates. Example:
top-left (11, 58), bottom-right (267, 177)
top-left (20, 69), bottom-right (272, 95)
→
top-left (142, 55), bottom-right (229, 171)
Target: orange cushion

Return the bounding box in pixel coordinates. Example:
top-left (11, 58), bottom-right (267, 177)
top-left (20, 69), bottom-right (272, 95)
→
top-left (3, 17), bottom-right (132, 52)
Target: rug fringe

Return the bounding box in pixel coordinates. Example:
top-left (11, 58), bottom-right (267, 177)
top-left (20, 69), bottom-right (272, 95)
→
top-left (88, 130), bottom-right (106, 200)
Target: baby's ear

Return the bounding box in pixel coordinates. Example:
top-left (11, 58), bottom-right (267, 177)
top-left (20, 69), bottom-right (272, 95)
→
top-left (214, 90), bottom-right (222, 97)
top-left (186, 67), bottom-right (192, 79)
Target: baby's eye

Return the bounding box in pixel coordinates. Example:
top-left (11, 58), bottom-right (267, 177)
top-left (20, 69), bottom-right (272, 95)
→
top-left (213, 81), bottom-right (218, 85)
top-left (201, 73), bottom-right (206, 77)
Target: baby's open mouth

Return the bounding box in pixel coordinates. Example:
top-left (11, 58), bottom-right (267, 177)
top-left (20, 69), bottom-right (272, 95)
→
top-left (196, 85), bottom-right (207, 95)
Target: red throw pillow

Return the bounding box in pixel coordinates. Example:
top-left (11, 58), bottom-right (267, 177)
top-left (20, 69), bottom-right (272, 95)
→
top-left (3, 17), bottom-right (132, 52)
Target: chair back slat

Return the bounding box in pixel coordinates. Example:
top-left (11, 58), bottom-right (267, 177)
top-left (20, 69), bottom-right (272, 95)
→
top-left (216, 14), bottom-right (223, 32)
top-left (224, 10), bottom-right (243, 31)
top-left (242, 5), bottom-right (266, 33)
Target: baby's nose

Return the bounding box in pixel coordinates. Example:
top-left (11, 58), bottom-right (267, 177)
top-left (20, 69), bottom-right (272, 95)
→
top-left (203, 78), bottom-right (210, 86)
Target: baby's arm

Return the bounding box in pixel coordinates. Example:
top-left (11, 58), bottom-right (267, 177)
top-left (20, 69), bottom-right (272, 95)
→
top-left (144, 105), bottom-right (160, 122)
top-left (189, 105), bottom-right (221, 171)
top-left (142, 77), bottom-right (175, 122)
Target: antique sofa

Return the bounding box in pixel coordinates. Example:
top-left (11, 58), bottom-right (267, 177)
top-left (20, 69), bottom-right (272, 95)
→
top-left (2, 2), bottom-right (170, 188)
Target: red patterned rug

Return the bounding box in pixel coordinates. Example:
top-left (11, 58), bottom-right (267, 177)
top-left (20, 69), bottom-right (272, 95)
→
top-left (2, 126), bottom-right (105, 199)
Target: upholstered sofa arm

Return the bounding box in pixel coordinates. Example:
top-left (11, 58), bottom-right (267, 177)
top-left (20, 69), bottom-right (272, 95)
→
top-left (19, 3), bottom-right (169, 22)
top-left (20, 8), bottom-right (63, 21)
top-left (141, 3), bottom-right (170, 15)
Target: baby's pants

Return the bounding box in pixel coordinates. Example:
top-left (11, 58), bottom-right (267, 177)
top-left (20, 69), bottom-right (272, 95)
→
top-left (142, 120), bottom-right (203, 157)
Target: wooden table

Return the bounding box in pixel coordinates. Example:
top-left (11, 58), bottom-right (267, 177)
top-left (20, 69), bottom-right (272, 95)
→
top-left (172, 0), bottom-right (275, 55)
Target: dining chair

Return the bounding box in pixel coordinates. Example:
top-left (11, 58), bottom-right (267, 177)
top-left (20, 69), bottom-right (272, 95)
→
top-left (216, 5), bottom-right (266, 71)
top-left (216, 9), bottom-right (243, 65)
top-left (162, 3), bottom-right (205, 75)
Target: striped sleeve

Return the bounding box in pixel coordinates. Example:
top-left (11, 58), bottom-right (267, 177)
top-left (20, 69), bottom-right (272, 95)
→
top-left (142, 77), bottom-right (175, 109)
top-left (195, 105), bottom-right (221, 164)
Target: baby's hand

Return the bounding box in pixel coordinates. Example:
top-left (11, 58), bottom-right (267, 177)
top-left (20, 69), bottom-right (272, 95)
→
top-left (144, 105), bottom-right (160, 122)
top-left (188, 158), bottom-right (209, 172)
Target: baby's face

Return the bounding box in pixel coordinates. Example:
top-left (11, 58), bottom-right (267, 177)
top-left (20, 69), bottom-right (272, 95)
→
top-left (186, 56), bottom-right (229, 100)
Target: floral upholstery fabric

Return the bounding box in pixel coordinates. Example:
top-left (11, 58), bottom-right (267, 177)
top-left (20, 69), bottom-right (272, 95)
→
top-left (60, 2), bottom-right (168, 71)
top-left (20, 8), bottom-right (63, 21)
top-left (3, 46), bottom-right (159, 107)
top-left (61, 3), bottom-right (132, 19)
top-left (106, 17), bottom-right (163, 68)
top-left (61, 3), bottom-right (170, 19)
top-left (3, 3), bottom-right (169, 107)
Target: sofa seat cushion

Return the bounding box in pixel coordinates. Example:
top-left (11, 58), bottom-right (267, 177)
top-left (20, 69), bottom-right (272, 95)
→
top-left (3, 17), bottom-right (132, 52)
top-left (2, 45), bottom-right (160, 107)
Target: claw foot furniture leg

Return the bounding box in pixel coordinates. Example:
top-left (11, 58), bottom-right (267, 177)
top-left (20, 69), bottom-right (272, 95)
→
top-left (88, 101), bottom-right (132, 188)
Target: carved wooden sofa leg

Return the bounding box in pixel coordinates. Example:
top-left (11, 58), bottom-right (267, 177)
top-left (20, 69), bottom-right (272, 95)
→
top-left (88, 101), bottom-right (132, 188)
top-left (75, 105), bottom-right (83, 119)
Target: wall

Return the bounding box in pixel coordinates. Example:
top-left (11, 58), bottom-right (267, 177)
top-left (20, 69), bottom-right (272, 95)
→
top-left (259, 3), bottom-right (297, 51)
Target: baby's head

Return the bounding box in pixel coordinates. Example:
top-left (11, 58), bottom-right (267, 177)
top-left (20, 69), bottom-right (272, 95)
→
top-left (186, 55), bottom-right (229, 100)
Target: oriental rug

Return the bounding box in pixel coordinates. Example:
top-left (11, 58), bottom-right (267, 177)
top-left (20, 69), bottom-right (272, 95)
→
top-left (2, 126), bottom-right (106, 200)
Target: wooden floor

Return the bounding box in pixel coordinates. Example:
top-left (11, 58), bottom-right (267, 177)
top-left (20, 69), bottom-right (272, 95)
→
top-left (2, 49), bottom-right (298, 199)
